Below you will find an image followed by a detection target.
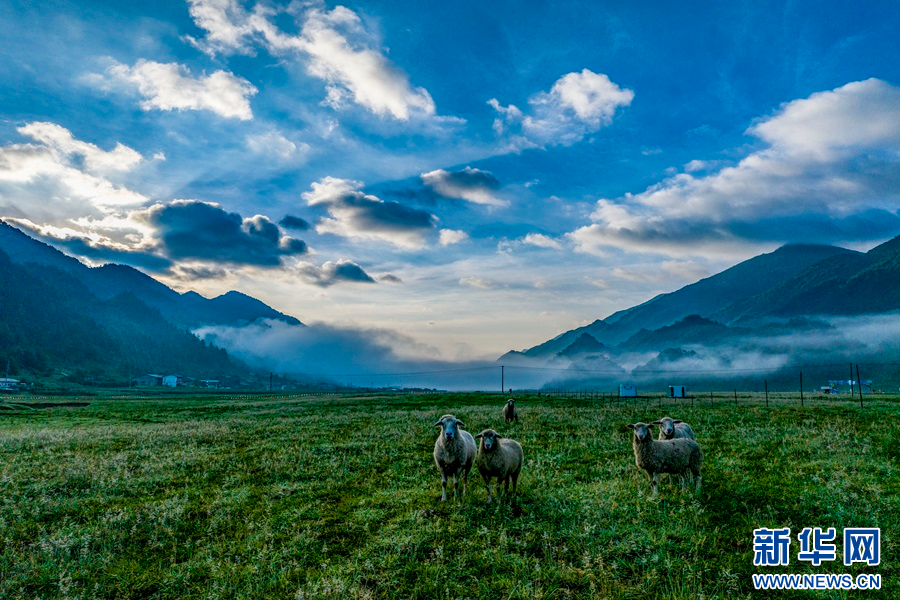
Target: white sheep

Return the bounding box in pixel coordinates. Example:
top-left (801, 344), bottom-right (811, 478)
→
top-left (627, 421), bottom-right (702, 497)
top-left (653, 416), bottom-right (696, 440)
top-left (474, 428), bottom-right (523, 503)
top-left (433, 414), bottom-right (476, 501)
top-left (502, 398), bottom-right (518, 423)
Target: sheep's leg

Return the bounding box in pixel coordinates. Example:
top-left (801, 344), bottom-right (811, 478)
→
top-left (461, 469), bottom-right (469, 497)
top-left (481, 473), bottom-right (493, 503)
top-left (453, 473), bottom-right (460, 499)
top-left (440, 472), bottom-right (448, 502)
top-left (503, 472), bottom-right (510, 495)
top-left (694, 469), bottom-right (702, 492)
top-left (650, 473), bottom-right (659, 498)
top-left (510, 471), bottom-right (519, 497)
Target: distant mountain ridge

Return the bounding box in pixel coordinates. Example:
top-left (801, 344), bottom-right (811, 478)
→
top-left (510, 237), bottom-right (900, 360)
top-left (0, 221), bottom-right (301, 328)
top-left (0, 221), bottom-right (303, 382)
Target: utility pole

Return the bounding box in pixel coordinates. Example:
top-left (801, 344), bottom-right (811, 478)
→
top-left (800, 371), bottom-right (804, 407)
top-left (501, 365), bottom-right (504, 395)
top-left (764, 380), bottom-right (769, 408)
top-left (269, 372), bottom-right (273, 392)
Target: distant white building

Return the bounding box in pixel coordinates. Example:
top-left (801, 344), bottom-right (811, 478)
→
top-left (0, 377), bottom-right (19, 391)
top-left (619, 383), bottom-right (637, 397)
top-left (162, 375), bottom-right (180, 387)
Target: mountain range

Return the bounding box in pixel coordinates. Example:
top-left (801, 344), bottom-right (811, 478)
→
top-left (503, 237), bottom-right (900, 390)
top-left (0, 221), bottom-right (301, 385)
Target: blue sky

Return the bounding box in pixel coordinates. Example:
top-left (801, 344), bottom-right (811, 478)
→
top-left (2, 0), bottom-right (900, 360)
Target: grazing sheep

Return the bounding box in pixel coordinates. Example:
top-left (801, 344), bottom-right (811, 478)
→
top-left (433, 414), bottom-right (476, 501)
top-left (502, 398), bottom-right (519, 423)
top-left (627, 422), bottom-right (702, 497)
top-left (653, 416), bottom-right (696, 440)
top-left (474, 429), bottom-right (524, 503)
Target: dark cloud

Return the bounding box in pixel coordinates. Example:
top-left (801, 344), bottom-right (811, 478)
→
top-left (304, 177), bottom-right (437, 248)
top-left (295, 259), bottom-right (376, 287)
top-left (379, 274), bottom-right (403, 283)
top-left (279, 215), bottom-right (311, 231)
top-left (141, 200), bottom-right (308, 266)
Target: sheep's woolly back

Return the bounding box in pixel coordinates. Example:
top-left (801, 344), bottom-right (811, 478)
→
top-left (630, 423), bottom-right (702, 477)
top-left (476, 436), bottom-right (524, 479)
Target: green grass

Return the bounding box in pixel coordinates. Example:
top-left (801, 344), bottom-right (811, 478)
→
top-left (0, 392), bottom-right (897, 598)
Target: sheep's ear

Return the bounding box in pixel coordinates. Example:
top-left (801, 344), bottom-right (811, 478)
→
top-left (433, 420), bottom-right (443, 427)
top-left (651, 420), bottom-right (662, 425)
top-left (674, 419), bottom-right (683, 424)
top-left (457, 421), bottom-right (466, 429)
top-left (474, 432), bottom-right (483, 439)
top-left (626, 424), bottom-right (635, 429)
top-left (495, 433), bottom-right (503, 439)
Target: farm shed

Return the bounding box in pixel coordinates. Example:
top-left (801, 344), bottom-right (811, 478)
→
top-left (132, 374), bottom-right (162, 387)
top-left (619, 383), bottom-right (637, 397)
top-left (0, 377), bottom-right (20, 391)
top-left (668, 385), bottom-right (686, 398)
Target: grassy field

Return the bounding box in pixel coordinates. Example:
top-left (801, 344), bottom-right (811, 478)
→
top-left (0, 392), bottom-right (897, 599)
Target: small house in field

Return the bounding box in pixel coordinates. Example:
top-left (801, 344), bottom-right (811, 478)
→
top-left (668, 385), bottom-right (686, 398)
top-left (162, 375), bottom-right (183, 387)
top-left (132, 374), bottom-right (162, 387)
top-left (619, 383), bottom-right (637, 397)
top-left (0, 377), bottom-right (19, 391)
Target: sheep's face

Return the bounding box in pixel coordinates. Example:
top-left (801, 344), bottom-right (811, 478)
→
top-left (506, 399), bottom-right (515, 408)
top-left (654, 417), bottom-right (676, 438)
top-left (475, 429), bottom-right (501, 450)
top-left (435, 414), bottom-right (464, 441)
top-left (627, 422), bottom-right (653, 442)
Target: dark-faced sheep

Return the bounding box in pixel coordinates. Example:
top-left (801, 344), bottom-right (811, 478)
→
top-left (502, 398), bottom-right (518, 423)
top-left (474, 429), bottom-right (523, 503)
top-left (627, 422), bottom-right (702, 497)
top-left (433, 414), bottom-right (476, 501)
top-left (653, 416), bottom-right (696, 440)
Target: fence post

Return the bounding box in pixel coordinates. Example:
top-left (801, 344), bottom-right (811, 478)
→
top-left (734, 388), bottom-right (737, 407)
top-left (856, 364), bottom-right (863, 408)
top-left (764, 380), bottom-right (769, 408)
top-left (800, 371), bottom-right (804, 407)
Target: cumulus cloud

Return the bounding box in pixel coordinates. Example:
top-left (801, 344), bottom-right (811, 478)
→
top-left (569, 79), bottom-right (900, 258)
top-left (292, 258), bottom-right (376, 287)
top-left (186, 0), bottom-right (436, 120)
top-left (439, 229), bottom-right (468, 246)
top-left (522, 233), bottom-right (563, 250)
top-left (303, 176), bottom-right (437, 249)
top-left (108, 59), bottom-right (257, 120)
top-left (0, 122), bottom-right (148, 225)
top-left (135, 200), bottom-right (307, 266)
top-left (490, 69), bottom-right (634, 148)
top-left (420, 166), bottom-right (506, 206)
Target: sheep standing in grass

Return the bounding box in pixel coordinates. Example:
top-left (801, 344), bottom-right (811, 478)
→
top-left (627, 422), bottom-right (702, 497)
top-left (433, 414), bottom-right (476, 501)
top-left (502, 398), bottom-right (518, 423)
top-left (474, 429), bottom-right (523, 503)
top-left (653, 416), bottom-right (695, 440)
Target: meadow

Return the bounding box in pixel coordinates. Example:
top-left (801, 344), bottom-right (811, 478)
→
top-left (0, 391), bottom-right (896, 599)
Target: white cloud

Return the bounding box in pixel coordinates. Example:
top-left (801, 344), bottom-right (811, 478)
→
top-left (490, 69), bottom-right (634, 148)
top-left (420, 167), bottom-right (506, 206)
top-left (303, 176), bottom-right (437, 249)
top-left (246, 131), bottom-right (308, 160)
top-left (439, 229), bottom-right (468, 246)
top-left (109, 60), bottom-right (257, 120)
top-left (291, 258), bottom-right (376, 287)
top-left (459, 276), bottom-right (496, 289)
top-left (522, 233), bottom-right (563, 250)
top-left (569, 79), bottom-right (900, 258)
top-left (0, 123), bottom-right (147, 219)
top-left (186, 1), bottom-right (436, 121)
